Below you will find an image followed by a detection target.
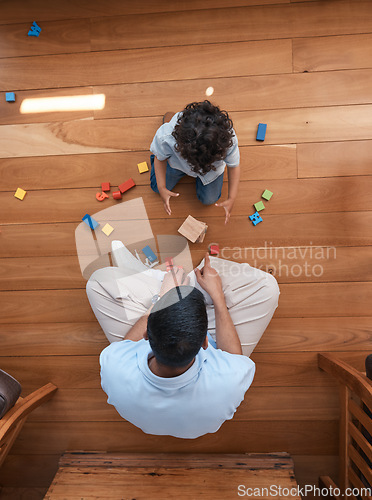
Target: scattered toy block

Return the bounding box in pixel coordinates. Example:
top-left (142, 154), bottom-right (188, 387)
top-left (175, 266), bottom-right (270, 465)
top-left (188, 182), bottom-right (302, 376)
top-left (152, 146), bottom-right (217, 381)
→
top-left (254, 201), bottom-right (265, 212)
top-left (112, 190), bottom-right (122, 200)
top-left (101, 182), bottom-right (110, 192)
top-left (28, 21), bottom-right (41, 36)
top-left (262, 189), bottom-right (273, 201)
top-left (178, 215), bottom-right (208, 243)
top-left (6, 92), bottom-right (15, 102)
top-left (96, 192), bottom-right (109, 202)
top-left (102, 223), bottom-right (114, 236)
top-left (209, 244), bottom-right (219, 255)
top-left (82, 214), bottom-right (99, 230)
top-left (137, 161), bottom-right (149, 174)
top-left (256, 123), bottom-right (267, 142)
top-left (119, 178), bottom-right (136, 194)
top-left (142, 245), bottom-right (157, 263)
top-left (249, 211), bottom-right (263, 226)
top-left (14, 188), bottom-right (26, 200)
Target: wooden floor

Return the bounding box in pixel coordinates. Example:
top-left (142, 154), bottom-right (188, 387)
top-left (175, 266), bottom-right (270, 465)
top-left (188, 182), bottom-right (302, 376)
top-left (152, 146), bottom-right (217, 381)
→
top-left (0, 0), bottom-right (371, 497)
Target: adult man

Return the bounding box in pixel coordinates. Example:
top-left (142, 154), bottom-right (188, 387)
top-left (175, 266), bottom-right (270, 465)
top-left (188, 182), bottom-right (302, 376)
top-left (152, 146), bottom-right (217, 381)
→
top-left (86, 246), bottom-right (279, 439)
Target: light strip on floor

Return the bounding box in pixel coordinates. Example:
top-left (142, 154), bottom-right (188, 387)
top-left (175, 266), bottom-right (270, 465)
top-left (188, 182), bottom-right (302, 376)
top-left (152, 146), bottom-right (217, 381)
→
top-left (20, 94), bottom-right (106, 113)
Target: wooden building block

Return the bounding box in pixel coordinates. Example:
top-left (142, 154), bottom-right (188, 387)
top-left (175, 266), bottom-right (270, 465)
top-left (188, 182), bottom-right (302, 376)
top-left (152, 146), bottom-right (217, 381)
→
top-left (249, 211), bottom-right (263, 226)
top-left (102, 223), bottom-right (114, 236)
top-left (96, 192), bottom-right (109, 202)
top-left (14, 188), bottom-right (26, 200)
top-left (101, 182), bottom-right (110, 192)
top-left (178, 215), bottom-right (208, 243)
top-left (119, 178), bottom-right (136, 194)
top-left (209, 244), bottom-right (220, 255)
top-left (6, 92), bottom-right (15, 102)
top-left (254, 201), bottom-right (265, 212)
top-left (137, 162), bottom-right (149, 174)
top-left (256, 123), bottom-right (267, 141)
top-left (112, 190), bottom-right (122, 200)
top-left (142, 245), bottom-right (157, 263)
top-left (82, 214), bottom-right (99, 230)
top-left (262, 189), bottom-right (273, 201)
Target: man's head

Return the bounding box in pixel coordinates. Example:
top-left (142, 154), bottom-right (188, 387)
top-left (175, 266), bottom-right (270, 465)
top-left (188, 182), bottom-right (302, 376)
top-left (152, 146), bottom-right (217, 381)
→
top-left (172, 100), bottom-right (234, 175)
top-left (146, 286), bottom-right (208, 368)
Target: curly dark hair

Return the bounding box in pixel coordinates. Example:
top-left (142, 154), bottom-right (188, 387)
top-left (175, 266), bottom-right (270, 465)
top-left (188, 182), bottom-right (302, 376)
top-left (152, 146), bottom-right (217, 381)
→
top-left (172, 100), bottom-right (234, 175)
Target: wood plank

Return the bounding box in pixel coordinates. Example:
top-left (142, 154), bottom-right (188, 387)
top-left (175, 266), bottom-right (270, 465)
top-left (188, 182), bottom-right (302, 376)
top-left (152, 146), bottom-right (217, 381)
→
top-left (293, 456), bottom-right (338, 492)
top-left (0, 352), bottom-right (366, 390)
top-left (26, 387), bottom-right (339, 423)
top-left (1, 245), bottom-right (371, 291)
top-left (0, 19), bottom-right (90, 59)
top-left (298, 140), bottom-right (372, 178)
top-left (44, 466), bottom-right (299, 499)
top-left (0, 316), bottom-right (370, 357)
top-left (11, 420), bottom-right (338, 455)
top-left (0, 145), bottom-right (296, 191)
top-left (0, 454), bottom-right (59, 488)
top-left (3, 176), bottom-right (372, 223)
top-left (0, 0), bottom-right (290, 24)
top-left (0, 39), bottom-right (292, 91)
top-left (91, 1), bottom-right (372, 51)
top-left (94, 69), bottom-right (372, 119)
top-left (1, 212), bottom-right (372, 264)
top-left (2, 104), bottom-right (372, 159)
top-left (0, 487), bottom-right (46, 500)
top-left (293, 33), bottom-right (372, 73)
top-left (259, 317), bottom-right (372, 353)
top-left (1, 283), bottom-right (372, 323)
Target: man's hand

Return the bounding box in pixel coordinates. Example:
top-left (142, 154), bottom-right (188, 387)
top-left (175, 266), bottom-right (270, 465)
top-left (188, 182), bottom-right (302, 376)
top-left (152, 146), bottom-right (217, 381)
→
top-left (159, 187), bottom-right (179, 216)
top-left (194, 253), bottom-right (225, 304)
top-left (215, 198), bottom-right (235, 224)
top-left (159, 266), bottom-right (190, 297)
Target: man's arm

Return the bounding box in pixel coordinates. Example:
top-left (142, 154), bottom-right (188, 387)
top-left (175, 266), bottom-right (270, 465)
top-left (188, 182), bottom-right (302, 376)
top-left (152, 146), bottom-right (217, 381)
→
top-left (195, 253), bottom-right (242, 355)
top-left (124, 267), bottom-right (190, 342)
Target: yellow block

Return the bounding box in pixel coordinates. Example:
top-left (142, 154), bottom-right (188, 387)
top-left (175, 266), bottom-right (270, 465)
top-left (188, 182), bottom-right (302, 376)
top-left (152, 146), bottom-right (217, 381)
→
top-left (137, 161), bottom-right (149, 173)
top-left (14, 188), bottom-right (27, 200)
top-left (102, 223), bottom-right (114, 236)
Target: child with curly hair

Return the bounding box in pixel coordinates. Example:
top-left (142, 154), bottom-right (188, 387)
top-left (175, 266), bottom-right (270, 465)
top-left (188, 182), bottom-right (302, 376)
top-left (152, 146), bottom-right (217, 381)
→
top-left (150, 101), bottom-right (240, 224)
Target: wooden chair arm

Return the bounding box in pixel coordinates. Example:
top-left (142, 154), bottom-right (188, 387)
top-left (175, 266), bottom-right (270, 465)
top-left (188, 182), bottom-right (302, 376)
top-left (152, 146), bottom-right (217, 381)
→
top-left (0, 383), bottom-right (57, 439)
top-left (318, 353), bottom-right (372, 409)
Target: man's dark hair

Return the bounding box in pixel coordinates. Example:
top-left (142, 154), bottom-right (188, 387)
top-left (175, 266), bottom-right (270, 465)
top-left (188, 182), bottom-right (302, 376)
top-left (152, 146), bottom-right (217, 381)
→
top-left (172, 100), bottom-right (234, 175)
top-left (147, 286), bottom-right (208, 368)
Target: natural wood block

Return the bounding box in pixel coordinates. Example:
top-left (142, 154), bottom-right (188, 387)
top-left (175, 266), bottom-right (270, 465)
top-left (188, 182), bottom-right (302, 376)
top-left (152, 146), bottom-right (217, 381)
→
top-left (178, 215), bottom-right (208, 243)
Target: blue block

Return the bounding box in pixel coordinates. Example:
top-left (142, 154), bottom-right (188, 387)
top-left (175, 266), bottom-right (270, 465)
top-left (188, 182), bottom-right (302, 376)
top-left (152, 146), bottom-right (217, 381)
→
top-left (82, 214), bottom-right (99, 230)
top-left (6, 92), bottom-right (15, 102)
top-left (249, 211), bottom-right (263, 226)
top-left (32, 21), bottom-right (42, 32)
top-left (256, 123), bottom-right (267, 142)
top-left (28, 29), bottom-right (40, 36)
top-left (142, 245), bottom-right (157, 263)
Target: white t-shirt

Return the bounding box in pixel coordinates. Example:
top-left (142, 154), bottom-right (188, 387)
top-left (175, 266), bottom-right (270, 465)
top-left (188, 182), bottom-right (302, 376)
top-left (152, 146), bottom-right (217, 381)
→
top-left (100, 338), bottom-right (255, 439)
top-left (150, 112), bottom-right (240, 186)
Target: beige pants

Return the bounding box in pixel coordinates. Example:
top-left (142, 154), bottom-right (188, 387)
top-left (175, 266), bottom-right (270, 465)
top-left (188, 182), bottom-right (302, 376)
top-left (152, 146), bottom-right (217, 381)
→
top-left (86, 256), bottom-right (280, 356)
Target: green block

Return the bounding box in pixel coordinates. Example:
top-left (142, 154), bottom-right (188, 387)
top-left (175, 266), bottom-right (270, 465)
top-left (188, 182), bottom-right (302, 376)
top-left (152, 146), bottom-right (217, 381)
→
top-left (254, 201), bottom-right (265, 212)
top-left (262, 189), bottom-right (273, 201)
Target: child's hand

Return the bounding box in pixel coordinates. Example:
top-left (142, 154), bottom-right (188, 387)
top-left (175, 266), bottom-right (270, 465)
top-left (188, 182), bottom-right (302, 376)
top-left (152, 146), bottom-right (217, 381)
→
top-left (159, 187), bottom-right (179, 216)
top-left (215, 198), bottom-right (235, 224)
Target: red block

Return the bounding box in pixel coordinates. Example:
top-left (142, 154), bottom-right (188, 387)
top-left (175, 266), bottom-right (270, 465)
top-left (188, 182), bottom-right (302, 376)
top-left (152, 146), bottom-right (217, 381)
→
top-left (119, 178), bottom-right (136, 194)
top-left (210, 244), bottom-right (219, 255)
top-left (112, 190), bottom-right (122, 200)
top-left (101, 182), bottom-right (110, 192)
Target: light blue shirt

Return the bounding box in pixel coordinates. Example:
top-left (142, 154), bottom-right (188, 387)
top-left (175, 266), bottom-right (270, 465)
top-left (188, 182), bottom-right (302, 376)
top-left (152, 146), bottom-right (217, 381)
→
top-left (150, 112), bottom-right (240, 186)
top-left (100, 338), bottom-right (255, 439)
